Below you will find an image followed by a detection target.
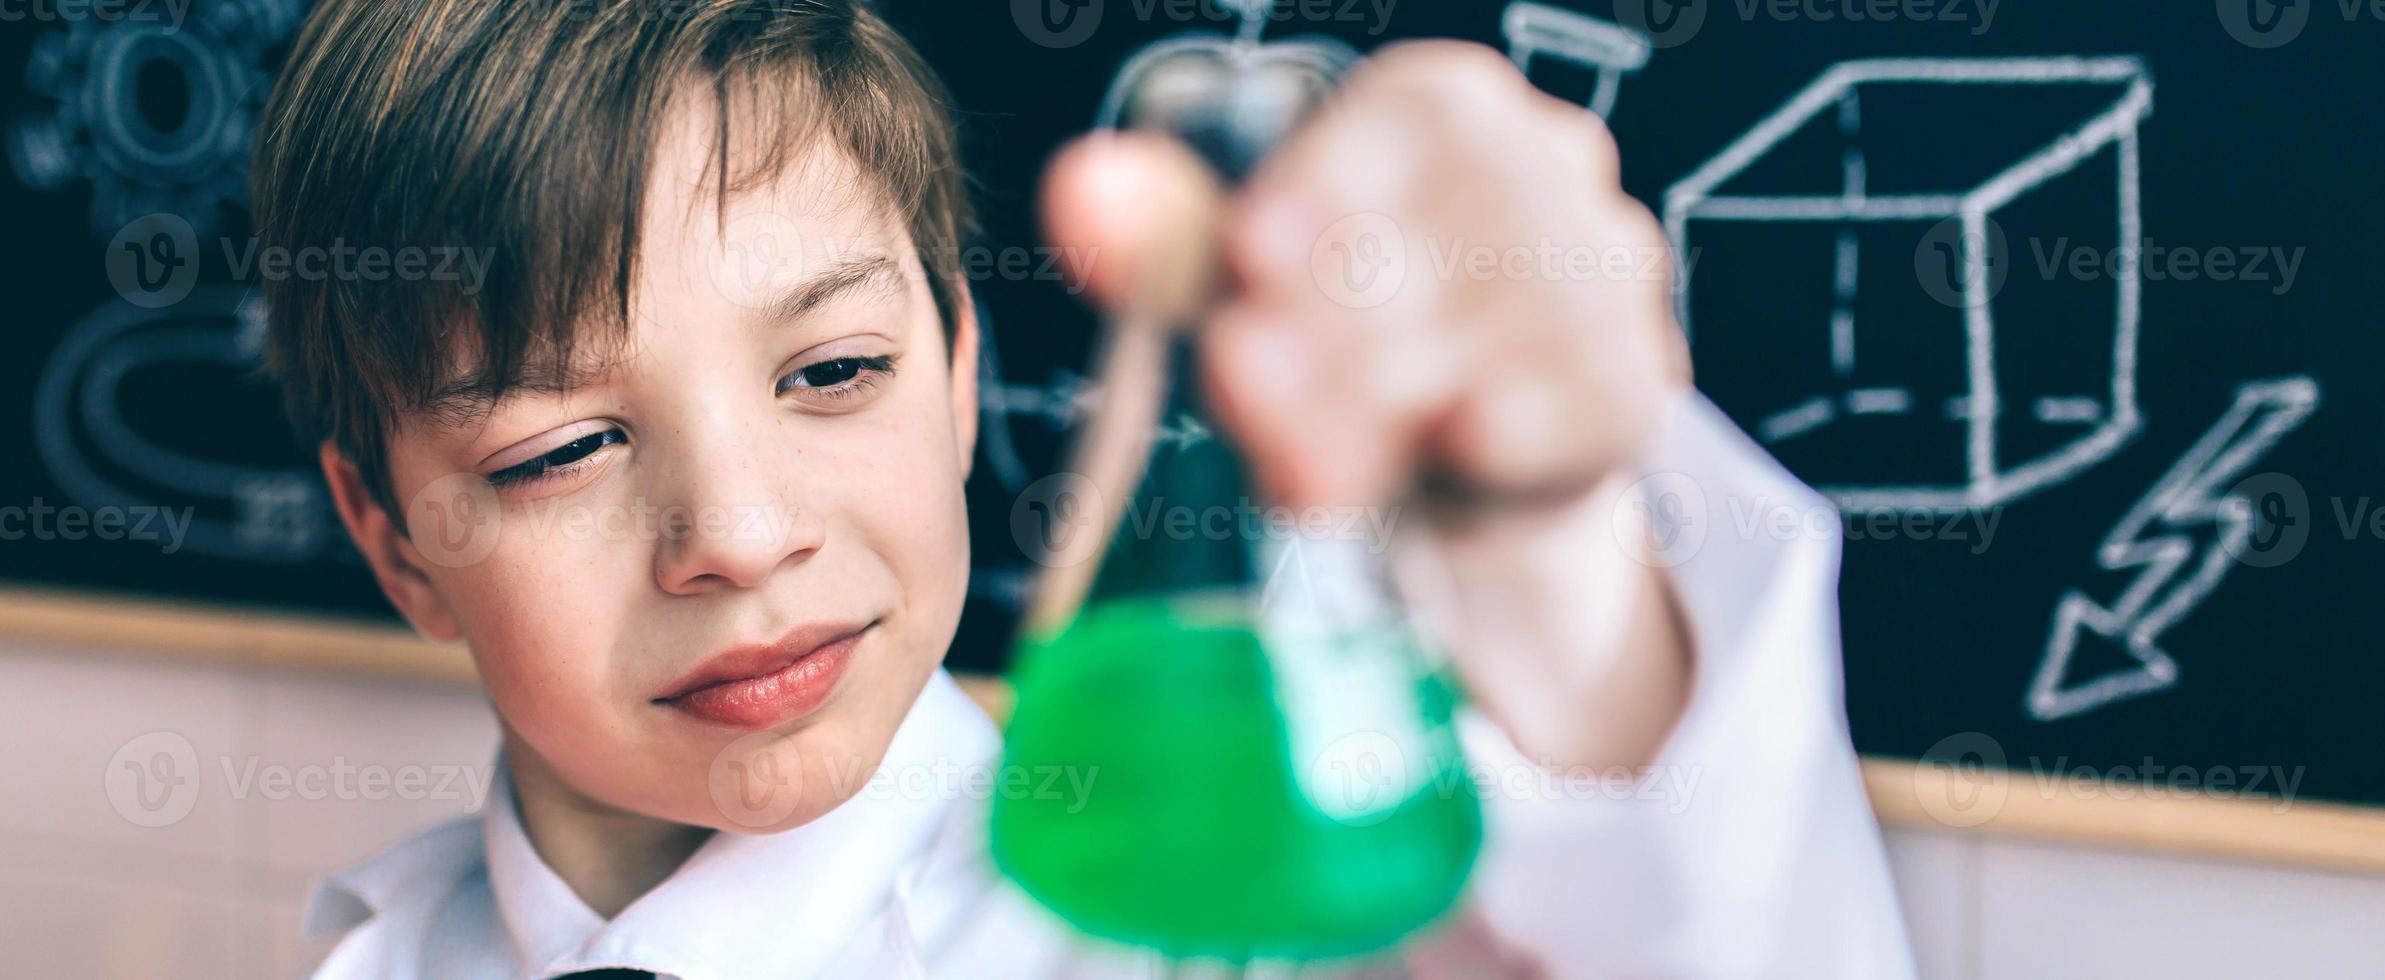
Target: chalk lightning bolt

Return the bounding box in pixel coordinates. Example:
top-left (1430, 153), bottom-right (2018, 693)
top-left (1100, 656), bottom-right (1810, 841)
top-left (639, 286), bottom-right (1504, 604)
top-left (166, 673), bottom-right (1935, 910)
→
top-left (2027, 376), bottom-right (2320, 722)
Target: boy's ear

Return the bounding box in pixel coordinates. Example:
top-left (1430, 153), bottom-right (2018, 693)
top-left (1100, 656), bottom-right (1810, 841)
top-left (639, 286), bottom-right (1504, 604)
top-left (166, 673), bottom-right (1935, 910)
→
top-left (947, 293), bottom-right (981, 479)
top-left (318, 442), bottom-right (463, 642)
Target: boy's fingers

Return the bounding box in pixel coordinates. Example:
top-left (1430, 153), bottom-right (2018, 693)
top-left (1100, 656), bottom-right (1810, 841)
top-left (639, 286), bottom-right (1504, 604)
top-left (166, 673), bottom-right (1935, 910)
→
top-left (1429, 367), bottom-right (1655, 505)
top-left (1205, 299), bottom-right (1450, 510)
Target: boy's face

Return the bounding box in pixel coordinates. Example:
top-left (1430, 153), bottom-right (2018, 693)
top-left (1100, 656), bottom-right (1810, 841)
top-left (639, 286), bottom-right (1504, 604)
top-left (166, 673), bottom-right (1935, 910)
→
top-left (334, 88), bottom-right (979, 833)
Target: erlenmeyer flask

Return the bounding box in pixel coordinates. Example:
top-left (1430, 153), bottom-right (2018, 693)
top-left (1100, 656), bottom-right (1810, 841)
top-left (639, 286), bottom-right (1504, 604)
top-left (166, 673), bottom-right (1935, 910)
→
top-left (989, 38), bottom-right (1483, 966)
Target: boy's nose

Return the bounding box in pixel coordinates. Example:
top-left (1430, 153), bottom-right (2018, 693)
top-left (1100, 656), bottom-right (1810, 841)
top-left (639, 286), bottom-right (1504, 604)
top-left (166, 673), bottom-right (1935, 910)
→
top-left (653, 494), bottom-right (824, 594)
top-left (650, 444), bottom-right (826, 595)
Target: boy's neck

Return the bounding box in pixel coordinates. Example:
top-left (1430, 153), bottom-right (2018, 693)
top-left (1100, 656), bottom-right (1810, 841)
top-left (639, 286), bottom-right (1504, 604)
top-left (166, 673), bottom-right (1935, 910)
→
top-left (504, 732), bottom-right (714, 918)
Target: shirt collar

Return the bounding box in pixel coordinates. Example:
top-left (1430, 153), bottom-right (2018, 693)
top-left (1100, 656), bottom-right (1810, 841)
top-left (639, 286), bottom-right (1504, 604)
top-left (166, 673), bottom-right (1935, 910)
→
top-left (302, 816), bottom-right (486, 943)
top-left (483, 668), bottom-right (1003, 979)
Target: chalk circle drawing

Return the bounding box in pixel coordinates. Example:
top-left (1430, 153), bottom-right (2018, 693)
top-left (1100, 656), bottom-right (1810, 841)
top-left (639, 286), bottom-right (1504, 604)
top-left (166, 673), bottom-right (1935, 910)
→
top-left (2029, 376), bottom-right (2318, 722)
top-left (36, 285), bottom-right (337, 564)
top-left (1664, 57), bottom-right (2155, 515)
top-left (7, 0), bottom-right (304, 238)
top-left (1501, 2), bottom-right (1653, 119)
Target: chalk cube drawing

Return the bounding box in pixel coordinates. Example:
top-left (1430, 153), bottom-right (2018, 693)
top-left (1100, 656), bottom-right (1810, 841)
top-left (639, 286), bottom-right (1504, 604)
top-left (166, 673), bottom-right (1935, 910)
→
top-left (1665, 57), bottom-right (2154, 513)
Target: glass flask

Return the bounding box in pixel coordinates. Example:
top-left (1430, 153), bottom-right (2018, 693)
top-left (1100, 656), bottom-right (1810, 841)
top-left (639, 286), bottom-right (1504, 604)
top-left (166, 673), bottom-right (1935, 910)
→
top-left (989, 29), bottom-right (1484, 966)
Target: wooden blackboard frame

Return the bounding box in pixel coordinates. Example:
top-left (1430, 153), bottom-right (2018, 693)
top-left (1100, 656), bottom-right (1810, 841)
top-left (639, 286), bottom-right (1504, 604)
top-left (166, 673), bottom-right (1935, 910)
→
top-left (4, 585), bottom-right (2379, 874)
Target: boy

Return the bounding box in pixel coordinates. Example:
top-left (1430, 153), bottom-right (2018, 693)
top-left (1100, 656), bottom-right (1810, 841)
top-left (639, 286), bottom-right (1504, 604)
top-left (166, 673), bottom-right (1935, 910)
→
top-left (262, 1), bottom-right (1911, 976)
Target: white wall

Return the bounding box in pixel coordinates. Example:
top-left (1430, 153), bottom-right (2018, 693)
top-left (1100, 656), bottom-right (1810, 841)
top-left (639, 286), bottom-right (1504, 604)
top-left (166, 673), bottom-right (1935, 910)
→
top-left (4, 640), bottom-right (2383, 978)
top-left (1885, 825), bottom-right (2385, 980)
top-left (0, 641), bottom-right (497, 977)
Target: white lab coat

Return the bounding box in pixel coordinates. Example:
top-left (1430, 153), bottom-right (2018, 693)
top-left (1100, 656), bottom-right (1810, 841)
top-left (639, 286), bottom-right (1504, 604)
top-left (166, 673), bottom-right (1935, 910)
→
top-left (303, 395), bottom-right (1916, 979)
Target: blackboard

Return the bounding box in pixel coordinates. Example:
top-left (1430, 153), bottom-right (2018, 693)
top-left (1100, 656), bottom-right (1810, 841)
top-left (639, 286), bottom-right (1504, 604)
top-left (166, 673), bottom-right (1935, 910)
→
top-left (5, 2), bottom-right (2380, 817)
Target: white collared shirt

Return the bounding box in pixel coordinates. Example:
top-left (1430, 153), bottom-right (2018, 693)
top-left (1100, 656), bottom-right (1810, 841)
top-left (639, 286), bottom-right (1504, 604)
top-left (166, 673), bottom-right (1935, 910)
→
top-left (304, 395), bottom-right (1917, 979)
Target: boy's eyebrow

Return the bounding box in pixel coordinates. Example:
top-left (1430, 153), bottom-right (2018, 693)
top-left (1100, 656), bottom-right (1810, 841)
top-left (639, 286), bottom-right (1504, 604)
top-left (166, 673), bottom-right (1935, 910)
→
top-left (420, 361), bottom-right (615, 433)
top-left (760, 251), bottom-right (906, 326)
top-left (415, 253), bottom-right (909, 432)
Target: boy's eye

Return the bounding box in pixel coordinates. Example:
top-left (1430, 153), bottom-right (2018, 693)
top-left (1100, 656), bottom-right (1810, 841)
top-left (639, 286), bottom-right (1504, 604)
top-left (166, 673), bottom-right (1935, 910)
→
top-left (777, 354), bottom-right (896, 399)
top-left (486, 428), bottom-right (624, 487)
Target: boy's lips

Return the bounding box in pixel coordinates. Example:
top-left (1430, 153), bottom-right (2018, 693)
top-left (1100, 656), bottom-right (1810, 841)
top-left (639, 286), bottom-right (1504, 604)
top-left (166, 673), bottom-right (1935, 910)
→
top-left (653, 619), bottom-right (875, 730)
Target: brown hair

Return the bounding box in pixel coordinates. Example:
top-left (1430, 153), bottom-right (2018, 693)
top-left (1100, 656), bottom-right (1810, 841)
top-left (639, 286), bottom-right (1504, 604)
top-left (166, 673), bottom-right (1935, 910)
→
top-left (253, 0), bottom-right (973, 520)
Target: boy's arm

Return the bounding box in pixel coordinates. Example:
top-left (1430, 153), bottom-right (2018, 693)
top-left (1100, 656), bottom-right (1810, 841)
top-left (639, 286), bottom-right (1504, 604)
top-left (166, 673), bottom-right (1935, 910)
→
top-left (1043, 41), bottom-right (1913, 977)
top-left (1407, 390), bottom-right (1916, 979)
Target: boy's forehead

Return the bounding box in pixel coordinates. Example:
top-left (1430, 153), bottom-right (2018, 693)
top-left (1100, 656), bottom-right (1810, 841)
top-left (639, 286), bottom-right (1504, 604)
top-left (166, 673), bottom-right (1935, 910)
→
top-left (643, 82), bottom-right (913, 308)
top-left (398, 80), bottom-right (927, 438)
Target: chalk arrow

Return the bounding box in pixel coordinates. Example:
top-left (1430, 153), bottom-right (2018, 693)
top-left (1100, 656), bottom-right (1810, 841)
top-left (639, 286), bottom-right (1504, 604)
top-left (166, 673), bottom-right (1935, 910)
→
top-left (2028, 376), bottom-right (2319, 722)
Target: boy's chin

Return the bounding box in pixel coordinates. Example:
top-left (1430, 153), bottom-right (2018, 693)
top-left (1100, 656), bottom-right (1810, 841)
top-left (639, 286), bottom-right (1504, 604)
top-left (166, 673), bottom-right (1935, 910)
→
top-left (690, 723), bottom-right (897, 835)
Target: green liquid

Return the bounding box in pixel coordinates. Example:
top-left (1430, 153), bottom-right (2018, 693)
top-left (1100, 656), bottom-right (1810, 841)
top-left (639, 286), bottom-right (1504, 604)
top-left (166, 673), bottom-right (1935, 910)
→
top-left (990, 592), bottom-right (1483, 963)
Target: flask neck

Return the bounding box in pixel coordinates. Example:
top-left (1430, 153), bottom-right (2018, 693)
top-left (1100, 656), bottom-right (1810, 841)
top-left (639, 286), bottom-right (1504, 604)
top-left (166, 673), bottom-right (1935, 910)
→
top-left (1079, 329), bottom-right (1262, 608)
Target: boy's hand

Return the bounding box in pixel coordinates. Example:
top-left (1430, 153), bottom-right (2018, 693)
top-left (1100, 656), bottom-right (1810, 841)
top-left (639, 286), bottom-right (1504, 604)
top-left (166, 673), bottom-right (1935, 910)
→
top-left (1043, 42), bottom-right (1696, 770)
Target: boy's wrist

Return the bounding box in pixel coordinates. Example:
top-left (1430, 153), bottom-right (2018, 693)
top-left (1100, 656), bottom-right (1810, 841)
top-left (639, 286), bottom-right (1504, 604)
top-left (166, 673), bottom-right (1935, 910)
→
top-left (1399, 445), bottom-right (1694, 772)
